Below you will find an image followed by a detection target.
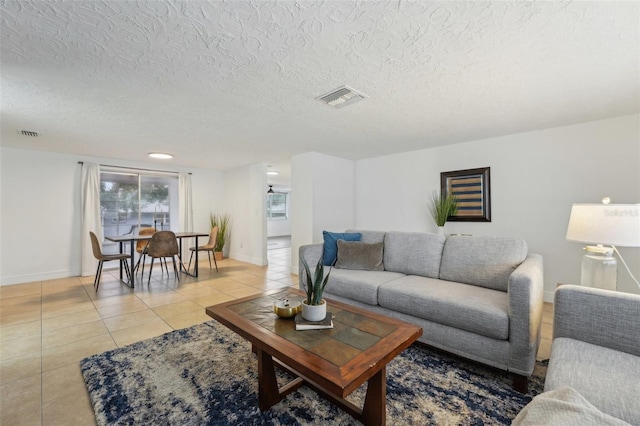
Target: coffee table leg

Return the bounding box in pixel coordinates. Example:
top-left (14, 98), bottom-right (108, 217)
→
top-left (361, 366), bottom-right (386, 425)
top-left (257, 349), bottom-right (281, 411)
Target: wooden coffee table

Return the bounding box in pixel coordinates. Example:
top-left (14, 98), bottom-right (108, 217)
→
top-left (206, 289), bottom-right (422, 425)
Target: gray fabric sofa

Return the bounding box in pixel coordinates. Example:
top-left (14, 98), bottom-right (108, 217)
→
top-left (298, 230), bottom-right (545, 390)
top-left (515, 285), bottom-right (640, 425)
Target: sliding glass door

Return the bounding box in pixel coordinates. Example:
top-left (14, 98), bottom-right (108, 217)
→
top-left (100, 172), bottom-right (139, 239)
top-left (100, 170), bottom-right (177, 253)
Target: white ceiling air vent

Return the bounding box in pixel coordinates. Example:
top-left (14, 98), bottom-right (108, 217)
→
top-left (317, 85), bottom-right (367, 108)
top-left (18, 130), bottom-right (39, 137)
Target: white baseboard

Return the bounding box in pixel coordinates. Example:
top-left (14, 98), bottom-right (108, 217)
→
top-left (228, 252), bottom-right (267, 266)
top-left (1, 269), bottom-right (74, 286)
top-left (544, 290), bottom-right (555, 303)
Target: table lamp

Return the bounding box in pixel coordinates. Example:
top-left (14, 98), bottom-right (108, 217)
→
top-left (565, 198), bottom-right (640, 291)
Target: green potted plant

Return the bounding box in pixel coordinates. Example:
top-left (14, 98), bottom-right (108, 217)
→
top-left (210, 213), bottom-right (230, 260)
top-left (300, 257), bottom-right (331, 321)
top-left (430, 190), bottom-right (459, 233)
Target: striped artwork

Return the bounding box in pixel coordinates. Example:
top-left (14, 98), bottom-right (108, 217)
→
top-left (448, 175), bottom-right (484, 216)
top-left (441, 167), bottom-right (491, 222)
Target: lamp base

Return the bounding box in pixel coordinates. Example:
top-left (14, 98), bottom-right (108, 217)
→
top-left (580, 245), bottom-right (617, 290)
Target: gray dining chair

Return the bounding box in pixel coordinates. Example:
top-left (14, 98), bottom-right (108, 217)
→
top-left (146, 231), bottom-right (180, 285)
top-left (89, 231), bottom-right (132, 291)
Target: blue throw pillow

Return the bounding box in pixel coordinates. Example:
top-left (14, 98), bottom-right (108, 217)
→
top-left (323, 231), bottom-right (362, 266)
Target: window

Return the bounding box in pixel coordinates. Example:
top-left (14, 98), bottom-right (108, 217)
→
top-left (267, 192), bottom-right (288, 220)
top-left (100, 169), bottom-right (178, 252)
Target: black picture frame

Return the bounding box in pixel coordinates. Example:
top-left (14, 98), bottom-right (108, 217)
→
top-left (440, 167), bottom-right (491, 222)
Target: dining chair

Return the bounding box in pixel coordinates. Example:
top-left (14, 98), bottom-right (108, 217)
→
top-left (89, 231), bottom-right (132, 291)
top-left (123, 223), bottom-right (152, 235)
top-left (133, 227), bottom-right (156, 276)
top-left (146, 231), bottom-right (181, 285)
top-left (187, 226), bottom-right (219, 273)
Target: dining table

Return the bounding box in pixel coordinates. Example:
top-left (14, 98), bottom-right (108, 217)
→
top-left (105, 231), bottom-right (209, 288)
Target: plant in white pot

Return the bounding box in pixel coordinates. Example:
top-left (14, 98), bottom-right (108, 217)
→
top-left (430, 190), bottom-right (459, 234)
top-left (300, 257), bottom-right (331, 321)
top-left (210, 213), bottom-right (230, 260)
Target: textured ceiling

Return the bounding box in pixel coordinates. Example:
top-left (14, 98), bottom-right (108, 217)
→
top-left (1, 0), bottom-right (638, 185)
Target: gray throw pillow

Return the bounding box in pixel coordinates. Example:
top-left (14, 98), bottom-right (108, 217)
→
top-left (335, 240), bottom-right (384, 271)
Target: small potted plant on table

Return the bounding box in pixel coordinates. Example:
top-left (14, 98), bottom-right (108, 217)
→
top-left (300, 257), bottom-right (331, 321)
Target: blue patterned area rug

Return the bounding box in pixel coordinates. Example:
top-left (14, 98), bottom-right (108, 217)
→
top-left (81, 321), bottom-right (545, 425)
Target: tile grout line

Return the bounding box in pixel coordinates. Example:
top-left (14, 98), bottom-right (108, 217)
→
top-left (86, 277), bottom-right (121, 352)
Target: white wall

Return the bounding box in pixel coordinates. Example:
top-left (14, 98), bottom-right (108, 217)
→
top-left (191, 167), bottom-right (226, 232)
top-left (290, 152), bottom-right (356, 273)
top-left (291, 154), bottom-right (315, 273)
top-left (0, 148), bottom-right (80, 284)
top-left (311, 153), bottom-right (356, 240)
top-left (267, 218), bottom-right (291, 237)
top-left (224, 163), bottom-right (268, 266)
top-left (355, 115), bottom-right (640, 300)
top-left (0, 147), bottom-right (225, 285)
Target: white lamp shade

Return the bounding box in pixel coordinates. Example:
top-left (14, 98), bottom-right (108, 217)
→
top-left (566, 204), bottom-right (640, 247)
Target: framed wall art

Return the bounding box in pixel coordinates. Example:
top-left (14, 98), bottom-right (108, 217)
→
top-left (440, 167), bottom-right (491, 222)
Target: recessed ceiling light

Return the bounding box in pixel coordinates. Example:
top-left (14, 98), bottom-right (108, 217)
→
top-left (267, 171), bottom-right (279, 175)
top-left (149, 152), bottom-right (173, 159)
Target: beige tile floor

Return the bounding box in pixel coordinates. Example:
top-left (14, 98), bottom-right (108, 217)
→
top-left (0, 247), bottom-right (553, 425)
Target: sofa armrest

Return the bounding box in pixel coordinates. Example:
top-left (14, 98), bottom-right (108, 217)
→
top-left (298, 243), bottom-right (323, 290)
top-left (508, 253), bottom-right (545, 375)
top-left (554, 284), bottom-right (640, 357)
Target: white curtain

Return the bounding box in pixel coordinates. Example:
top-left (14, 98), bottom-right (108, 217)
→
top-left (178, 173), bottom-right (194, 259)
top-left (179, 173), bottom-right (194, 232)
top-left (81, 162), bottom-right (101, 276)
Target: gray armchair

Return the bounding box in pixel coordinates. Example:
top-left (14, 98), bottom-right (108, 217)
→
top-left (551, 284), bottom-right (640, 358)
top-left (515, 285), bottom-right (640, 424)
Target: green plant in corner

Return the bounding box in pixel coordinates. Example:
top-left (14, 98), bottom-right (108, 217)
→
top-left (301, 257), bottom-right (331, 306)
top-left (430, 190), bottom-right (459, 226)
top-left (209, 213), bottom-right (231, 252)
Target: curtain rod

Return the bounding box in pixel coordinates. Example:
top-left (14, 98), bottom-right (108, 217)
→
top-left (78, 161), bottom-right (191, 175)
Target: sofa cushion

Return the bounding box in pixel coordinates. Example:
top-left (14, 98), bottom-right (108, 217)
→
top-left (322, 231), bottom-right (361, 266)
top-left (345, 229), bottom-right (386, 244)
top-left (383, 232), bottom-right (446, 278)
top-left (545, 338), bottom-right (640, 424)
top-left (378, 275), bottom-right (509, 340)
top-left (439, 235), bottom-right (527, 292)
top-left (323, 269), bottom-right (405, 306)
top-left (335, 240), bottom-right (384, 271)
